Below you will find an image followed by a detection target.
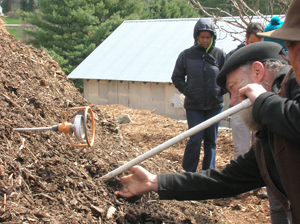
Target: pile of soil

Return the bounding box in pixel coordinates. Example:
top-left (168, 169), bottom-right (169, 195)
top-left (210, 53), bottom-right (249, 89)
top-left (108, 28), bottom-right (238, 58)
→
top-left (0, 22), bottom-right (270, 223)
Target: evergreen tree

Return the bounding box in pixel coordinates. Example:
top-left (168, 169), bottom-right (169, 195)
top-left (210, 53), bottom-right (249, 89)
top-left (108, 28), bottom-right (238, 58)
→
top-left (1, 0), bottom-right (11, 14)
top-left (24, 0), bottom-right (143, 74)
top-left (142, 0), bottom-right (199, 19)
top-left (20, 0), bottom-right (35, 12)
top-left (27, 0), bottom-right (35, 12)
top-left (196, 0), bottom-right (233, 16)
top-left (20, 0), bottom-right (28, 11)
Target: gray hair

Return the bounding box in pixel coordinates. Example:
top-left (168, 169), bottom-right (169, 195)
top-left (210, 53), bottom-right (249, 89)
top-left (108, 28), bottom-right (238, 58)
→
top-left (240, 60), bottom-right (285, 87)
top-left (264, 60), bottom-right (285, 75)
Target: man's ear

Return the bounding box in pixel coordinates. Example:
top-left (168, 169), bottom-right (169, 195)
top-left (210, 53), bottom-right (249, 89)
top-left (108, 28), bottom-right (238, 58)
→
top-left (251, 61), bottom-right (265, 83)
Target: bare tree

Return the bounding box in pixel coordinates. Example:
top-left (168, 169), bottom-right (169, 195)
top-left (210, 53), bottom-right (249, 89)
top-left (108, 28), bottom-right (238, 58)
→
top-left (188, 0), bottom-right (291, 41)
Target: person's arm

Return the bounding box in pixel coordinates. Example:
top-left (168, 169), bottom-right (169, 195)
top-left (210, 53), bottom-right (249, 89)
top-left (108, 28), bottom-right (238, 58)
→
top-left (115, 148), bottom-right (265, 200)
top-left (171, 51), bottom-right (188, 94)
top-left (157, 148), bottom-right (264, 200)
top-left (253, 92), bottom-right (300, 143)
top-left (241, 73), bottom-right (300, 143)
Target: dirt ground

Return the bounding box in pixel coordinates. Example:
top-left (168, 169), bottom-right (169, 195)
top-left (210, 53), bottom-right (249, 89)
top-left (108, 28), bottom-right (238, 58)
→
top-left (0, 20), bottom-right (270, 223)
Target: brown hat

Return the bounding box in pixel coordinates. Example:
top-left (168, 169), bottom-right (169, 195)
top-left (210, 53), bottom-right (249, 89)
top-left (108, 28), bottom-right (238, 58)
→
top-left (257, 0), bottom-right (300, 41)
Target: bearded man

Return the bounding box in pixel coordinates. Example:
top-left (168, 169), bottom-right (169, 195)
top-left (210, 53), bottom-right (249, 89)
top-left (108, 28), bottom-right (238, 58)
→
top-left (114, 42), bottom-right (300, 224)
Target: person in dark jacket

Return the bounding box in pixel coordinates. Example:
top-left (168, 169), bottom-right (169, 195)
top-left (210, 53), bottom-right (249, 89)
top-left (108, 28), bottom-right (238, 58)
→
top-left (114, 41), bottom-right (300, 224)
top-left (171, 18), bottom-right (226, 172)
top-left (227, 22), bottom-right (264, 58)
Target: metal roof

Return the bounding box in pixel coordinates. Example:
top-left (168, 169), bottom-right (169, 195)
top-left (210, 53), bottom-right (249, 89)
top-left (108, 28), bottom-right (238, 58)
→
top-left (68, 17), bottom-right (282, 83)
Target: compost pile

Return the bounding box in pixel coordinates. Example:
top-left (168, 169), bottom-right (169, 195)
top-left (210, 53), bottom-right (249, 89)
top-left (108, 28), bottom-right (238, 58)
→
top-left (0, 23), bottom-right (270, 223)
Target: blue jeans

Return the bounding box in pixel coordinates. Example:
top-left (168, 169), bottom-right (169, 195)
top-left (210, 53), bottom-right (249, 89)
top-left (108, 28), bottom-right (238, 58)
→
top-left (182, 107), bottom-right (223, 172)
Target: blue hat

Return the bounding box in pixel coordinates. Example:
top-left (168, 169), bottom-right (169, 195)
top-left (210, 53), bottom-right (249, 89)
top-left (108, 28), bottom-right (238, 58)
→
top-left (263, 17), bottom-right (285, 48)
top-left (257, 0), bottom-right (300, 42)
top-left (264, 17), bottom-right (283, 32)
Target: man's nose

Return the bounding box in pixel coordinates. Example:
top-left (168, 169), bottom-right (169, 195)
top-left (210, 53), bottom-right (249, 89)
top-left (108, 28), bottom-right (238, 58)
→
top-left (230, 96), bottom-right (237, 106)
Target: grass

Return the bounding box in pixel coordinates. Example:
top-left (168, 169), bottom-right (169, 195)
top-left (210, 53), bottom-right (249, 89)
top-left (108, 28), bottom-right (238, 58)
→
top-left (2, 17), bottom-right (23, 24)
top-left (2, 17), bottom-right (27, 41)
top-left (7, 28), bottom-right (22, 40)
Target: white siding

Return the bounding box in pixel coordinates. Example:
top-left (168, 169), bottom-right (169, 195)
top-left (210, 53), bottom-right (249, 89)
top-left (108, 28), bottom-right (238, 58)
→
top-left (84, 80), bottom-right (186, 120)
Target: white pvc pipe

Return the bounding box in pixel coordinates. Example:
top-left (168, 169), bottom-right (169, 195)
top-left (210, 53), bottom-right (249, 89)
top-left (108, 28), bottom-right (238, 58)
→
top-left (101, 98), bottom-right (252, 182)
top-left (13, 127), bottom-right (53, 131)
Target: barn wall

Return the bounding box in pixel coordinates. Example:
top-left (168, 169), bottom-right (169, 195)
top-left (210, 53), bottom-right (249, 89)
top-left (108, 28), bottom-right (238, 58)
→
top-left (84, 80), bottom-right (186, 120)
top-left (128, 81), bottom-right (141, 109)
top-left (83, 80), bottom-right (231, 127)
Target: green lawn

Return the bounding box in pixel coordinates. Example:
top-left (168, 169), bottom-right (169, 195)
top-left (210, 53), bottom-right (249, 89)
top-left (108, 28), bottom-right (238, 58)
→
top-left (2, 17), bottom-right (27, 41)
top-left (7, 28), bottom-right (22, 40)
top-left (2, 17), bottom-right (23, 24)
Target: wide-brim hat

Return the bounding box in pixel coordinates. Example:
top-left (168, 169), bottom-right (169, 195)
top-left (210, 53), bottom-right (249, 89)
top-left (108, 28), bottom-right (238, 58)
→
top-left (257, 0), bottom-right (300, 42)
top-left (216, 42), bottom-right (287, 89)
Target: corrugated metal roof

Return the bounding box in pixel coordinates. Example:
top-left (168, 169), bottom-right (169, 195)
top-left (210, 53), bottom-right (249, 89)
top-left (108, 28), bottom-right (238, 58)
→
top-left (68, 17), bottom-right (282, 83)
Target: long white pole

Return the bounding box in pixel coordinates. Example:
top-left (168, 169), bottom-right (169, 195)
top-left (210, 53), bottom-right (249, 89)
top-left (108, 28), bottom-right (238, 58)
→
top-left (101, 98), bottom-right (252, 182)
top-left (13, 127), bottom-right (53, 131)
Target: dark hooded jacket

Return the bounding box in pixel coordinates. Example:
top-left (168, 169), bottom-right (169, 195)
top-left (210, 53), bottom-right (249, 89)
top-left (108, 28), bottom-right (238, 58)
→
top-left (171, 18), bottom-right (226, 110)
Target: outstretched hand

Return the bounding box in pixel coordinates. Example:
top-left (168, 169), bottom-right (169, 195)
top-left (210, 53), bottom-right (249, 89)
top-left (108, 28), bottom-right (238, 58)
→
top-left (239, 83), bottom-right (267, 104)
top-left (114, 166), bottom-right (158, 198)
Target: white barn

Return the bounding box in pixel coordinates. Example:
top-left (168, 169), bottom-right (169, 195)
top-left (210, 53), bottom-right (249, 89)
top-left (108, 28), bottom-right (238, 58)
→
top-left (68, 17), bottom-right (277, 124)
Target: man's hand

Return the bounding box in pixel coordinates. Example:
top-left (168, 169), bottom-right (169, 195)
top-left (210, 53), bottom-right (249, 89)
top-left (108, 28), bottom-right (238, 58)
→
top-left (114, 166), bottom-right (158, 198)
top-left (239, 83), bottom-right (267, 104)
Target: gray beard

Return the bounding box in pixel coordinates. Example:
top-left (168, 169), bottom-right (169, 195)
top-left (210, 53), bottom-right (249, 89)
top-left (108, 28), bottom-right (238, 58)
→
top-left (238, 106), bottom-right (262, 132)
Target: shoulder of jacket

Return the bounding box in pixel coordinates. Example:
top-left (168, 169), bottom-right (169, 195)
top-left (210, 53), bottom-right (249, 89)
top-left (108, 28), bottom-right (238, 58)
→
top-left (178, 49), bottom-right (189, 58)
top-left (212, 47), bottom-right (225, 53)
top-left (184, 46), bottom-right (195, 52)
top-left (210, 47), bottom-right (226, 59)
top-left (227, 43), bottom-right (245, 57)
top-left (227, 48), bottom-right (236, 57)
